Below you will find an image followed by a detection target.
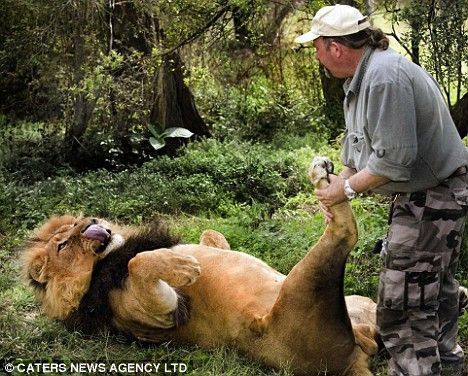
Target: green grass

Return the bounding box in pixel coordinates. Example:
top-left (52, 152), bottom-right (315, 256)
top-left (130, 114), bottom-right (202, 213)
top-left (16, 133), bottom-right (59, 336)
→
top-left (0, 135), bottom-right (467, 375)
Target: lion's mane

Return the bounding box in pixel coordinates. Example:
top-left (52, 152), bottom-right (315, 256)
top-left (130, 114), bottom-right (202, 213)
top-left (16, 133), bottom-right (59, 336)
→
top-left (37, 220), bottom-right (189, 337)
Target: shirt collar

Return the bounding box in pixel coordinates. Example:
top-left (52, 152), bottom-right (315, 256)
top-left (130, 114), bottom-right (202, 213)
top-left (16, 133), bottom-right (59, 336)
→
top-left (344, 46), bottom-right (374, 106)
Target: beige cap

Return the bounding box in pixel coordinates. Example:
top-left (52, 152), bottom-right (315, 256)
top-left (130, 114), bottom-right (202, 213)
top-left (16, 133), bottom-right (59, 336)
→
top-left (295, 5), bottom-right (370, 44)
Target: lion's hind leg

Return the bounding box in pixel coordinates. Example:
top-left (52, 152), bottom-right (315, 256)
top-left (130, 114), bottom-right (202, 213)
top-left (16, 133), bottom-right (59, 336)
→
top-left (200, 230), bottom-right (231, 250)
top-left (345, 330), bottom-right (376, 376)
top-left (345, 348), bottom-right (374, 376)
top-left (353, 323), bottom-right (378, 355)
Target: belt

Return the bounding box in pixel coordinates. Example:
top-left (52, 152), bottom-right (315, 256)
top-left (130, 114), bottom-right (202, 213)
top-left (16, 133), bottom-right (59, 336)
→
top-left (449, 165), bottom-right (467, 178)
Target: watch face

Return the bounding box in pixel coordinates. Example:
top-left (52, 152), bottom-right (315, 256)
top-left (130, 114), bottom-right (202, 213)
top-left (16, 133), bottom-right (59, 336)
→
top-left (344, 180), bottom-right (355, 199)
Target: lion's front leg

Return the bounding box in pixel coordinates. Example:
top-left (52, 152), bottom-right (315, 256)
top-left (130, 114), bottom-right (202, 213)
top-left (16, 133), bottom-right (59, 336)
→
top-left (128, 249), bottom-right (201, 288)
top-left (109, 249), bottom-right (201, 340)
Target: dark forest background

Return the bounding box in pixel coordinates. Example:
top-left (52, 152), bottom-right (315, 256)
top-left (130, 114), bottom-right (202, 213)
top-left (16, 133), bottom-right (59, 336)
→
top-left (0, 0), bottom-right (466, 179)
top-left (0, 1), bottom-right (467, 374)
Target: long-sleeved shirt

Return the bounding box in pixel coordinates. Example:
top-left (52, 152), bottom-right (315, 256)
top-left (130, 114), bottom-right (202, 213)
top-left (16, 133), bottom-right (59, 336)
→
top-left (341, 47), bottom-right (468, 194)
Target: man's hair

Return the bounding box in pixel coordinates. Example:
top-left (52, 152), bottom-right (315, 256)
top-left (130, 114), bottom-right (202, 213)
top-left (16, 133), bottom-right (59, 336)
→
top-left (323, 28), bottom-right (389, 50)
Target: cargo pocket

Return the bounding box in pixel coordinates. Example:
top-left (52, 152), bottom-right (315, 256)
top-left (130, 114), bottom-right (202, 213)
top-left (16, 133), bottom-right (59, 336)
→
top-left (379, 268), bottom-right (440, 311)
top-left (452, 186), bottom-right (468, 207)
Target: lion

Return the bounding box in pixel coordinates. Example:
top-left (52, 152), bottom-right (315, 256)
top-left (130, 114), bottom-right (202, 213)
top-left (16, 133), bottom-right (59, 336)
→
top-left (22, 157), bottom-right (379, 375)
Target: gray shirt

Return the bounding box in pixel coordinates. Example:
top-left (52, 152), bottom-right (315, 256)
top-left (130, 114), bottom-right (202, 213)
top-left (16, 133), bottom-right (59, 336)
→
top-left (341, 47), bottom-right (468, 194)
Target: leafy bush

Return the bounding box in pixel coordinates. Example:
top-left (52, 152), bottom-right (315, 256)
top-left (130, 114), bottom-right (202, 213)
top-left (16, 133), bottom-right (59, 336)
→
top-left (146, 139), bottom-right (305, 207)
top-left (0, 121), bottom-right (68, 182)
top-left (201, 77), bottom-right (329, 142)
top-left (0, 137), bottom-right (311, 233)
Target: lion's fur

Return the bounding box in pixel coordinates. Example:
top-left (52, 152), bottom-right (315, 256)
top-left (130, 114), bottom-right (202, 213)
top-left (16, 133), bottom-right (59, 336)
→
top-left (63, 223), bottom-right (186, 335)
top-left (22, 215), bottom-right (97, 319)
top-left (22, 158), bottom-right (379, 375)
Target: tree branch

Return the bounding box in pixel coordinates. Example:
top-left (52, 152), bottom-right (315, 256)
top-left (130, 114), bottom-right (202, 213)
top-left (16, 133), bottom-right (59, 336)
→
top-left (387, 26), bottom-right (415, 63)
top-left (160, 5), bottom-right (230, 57)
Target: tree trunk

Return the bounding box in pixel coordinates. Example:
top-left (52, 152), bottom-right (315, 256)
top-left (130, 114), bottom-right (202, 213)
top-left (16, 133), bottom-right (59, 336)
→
top-left (409, 17), bottom-right (421, 65)
top-left (230, 0), bottom-right (305, 50)
top-left (262, 0), bottom-right (305, 46)
top-left (232, 5), bottom-right (252, 48)
top-left (112, 3), bottom-right (209, 144)
top-left (319, 69), bottom-right (345, 140)
top-left (451, 93), bottom-right (468, 139)
top-left (107, 1), bottom-right (154, 162)
top-left (110, 1), bottom-right (153, 55)
top-left (64, 5), bottom-right (95, 161)
top-left (151, 52), bottom-right (210, 140)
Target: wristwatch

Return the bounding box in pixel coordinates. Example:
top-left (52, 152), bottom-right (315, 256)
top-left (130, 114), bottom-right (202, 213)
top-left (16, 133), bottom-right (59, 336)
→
top-left (343, 179), bottom-right (357, 200)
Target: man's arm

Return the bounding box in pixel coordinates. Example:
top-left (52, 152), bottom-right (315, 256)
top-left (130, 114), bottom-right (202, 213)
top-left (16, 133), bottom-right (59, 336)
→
top-left (339, 166), bottom-right (357, 180)
top-left (315, 168), bottom-right (390, 221)
top-left (348, 168), bottom-right (390, 195)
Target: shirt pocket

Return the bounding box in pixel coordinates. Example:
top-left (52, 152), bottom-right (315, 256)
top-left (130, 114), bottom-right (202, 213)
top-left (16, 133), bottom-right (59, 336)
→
top-left (342, 131), bottom-right (366, 169)
top-left (350, 132), bottom-right (365, 153)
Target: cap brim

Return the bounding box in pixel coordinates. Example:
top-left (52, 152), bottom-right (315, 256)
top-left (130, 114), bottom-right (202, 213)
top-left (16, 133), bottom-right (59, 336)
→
top-left (294, 31), bottom-right (319, 44)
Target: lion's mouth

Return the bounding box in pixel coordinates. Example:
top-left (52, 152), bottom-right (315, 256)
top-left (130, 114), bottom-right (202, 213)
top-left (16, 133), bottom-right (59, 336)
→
top-left (82, 224), bottom-right (112, 253)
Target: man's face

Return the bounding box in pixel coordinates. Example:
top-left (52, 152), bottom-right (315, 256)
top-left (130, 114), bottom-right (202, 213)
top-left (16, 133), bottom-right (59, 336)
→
top-left (312, 37), bottom-right (347, 78)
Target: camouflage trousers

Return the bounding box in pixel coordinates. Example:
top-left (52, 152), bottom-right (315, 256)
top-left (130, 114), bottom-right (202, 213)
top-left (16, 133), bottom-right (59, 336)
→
top-left (377, 174), bottom-right (468, 376)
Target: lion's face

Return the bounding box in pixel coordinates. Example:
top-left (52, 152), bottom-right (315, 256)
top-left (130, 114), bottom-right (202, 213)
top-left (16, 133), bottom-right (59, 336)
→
top-left (22, 215), bottom-right (123, 319)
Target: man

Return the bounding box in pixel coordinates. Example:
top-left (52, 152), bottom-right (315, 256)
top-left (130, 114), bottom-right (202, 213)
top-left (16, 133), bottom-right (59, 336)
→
top-left (295, 4), bottom-right (468, 376)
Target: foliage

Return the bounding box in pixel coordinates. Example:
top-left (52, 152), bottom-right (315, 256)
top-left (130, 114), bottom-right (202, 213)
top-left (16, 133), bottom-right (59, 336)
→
top-left (0, 0), bottom-right (338, 170)
top-left (0, 120), bottom-right (68, 182)
top-left (0, 137), bottom-right (309, 234)
top-left (185, 41), bottom-right (328, 142)
top-left (379, 0), bottom-right (467, 106)
top-left (1, 0), bottom-right (467, 172)
top-left (148, 125), bottom-right (194, 150)
top-left (1, 135), bottom-right (467, 376)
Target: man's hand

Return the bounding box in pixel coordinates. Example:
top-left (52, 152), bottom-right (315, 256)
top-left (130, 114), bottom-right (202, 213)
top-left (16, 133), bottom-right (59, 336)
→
top-left (315, 174), bottom-right (348, 206)
top-left (318, 200), bottom-right (334, 223)
top-left (314, 168), bottom-right (391, 223)
top-left (314, 174), bottom-right (348, 222)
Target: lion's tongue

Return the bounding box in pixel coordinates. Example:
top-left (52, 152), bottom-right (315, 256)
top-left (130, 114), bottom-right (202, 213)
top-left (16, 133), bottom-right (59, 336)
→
top-left (82, 224), bottom-right (110, 242)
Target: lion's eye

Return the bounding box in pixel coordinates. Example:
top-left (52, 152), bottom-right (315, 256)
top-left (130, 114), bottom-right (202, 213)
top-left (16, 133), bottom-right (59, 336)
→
top-left (57, 241), bottom-right (68, 252)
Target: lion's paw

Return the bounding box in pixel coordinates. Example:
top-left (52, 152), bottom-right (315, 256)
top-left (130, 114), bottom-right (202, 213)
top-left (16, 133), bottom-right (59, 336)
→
top-left (308, 156), bottom-right (334, 186)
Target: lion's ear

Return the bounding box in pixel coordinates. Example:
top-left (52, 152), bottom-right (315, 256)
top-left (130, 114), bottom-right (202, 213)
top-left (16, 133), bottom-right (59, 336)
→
top-left (28, 254), bottom-right (48, 284)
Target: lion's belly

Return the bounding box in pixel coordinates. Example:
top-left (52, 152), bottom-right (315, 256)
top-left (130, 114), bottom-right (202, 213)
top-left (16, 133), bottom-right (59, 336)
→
top-left (171, 245), bottom-right (285, 346)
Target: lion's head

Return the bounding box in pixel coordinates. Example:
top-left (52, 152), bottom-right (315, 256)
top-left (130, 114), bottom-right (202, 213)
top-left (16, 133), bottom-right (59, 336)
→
top-left (22, 215), bottom-right (125, 320)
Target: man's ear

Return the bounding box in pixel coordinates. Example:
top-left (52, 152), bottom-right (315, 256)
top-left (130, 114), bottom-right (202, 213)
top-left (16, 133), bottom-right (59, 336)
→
top-left (330, 41), bottom-right (343, 58)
